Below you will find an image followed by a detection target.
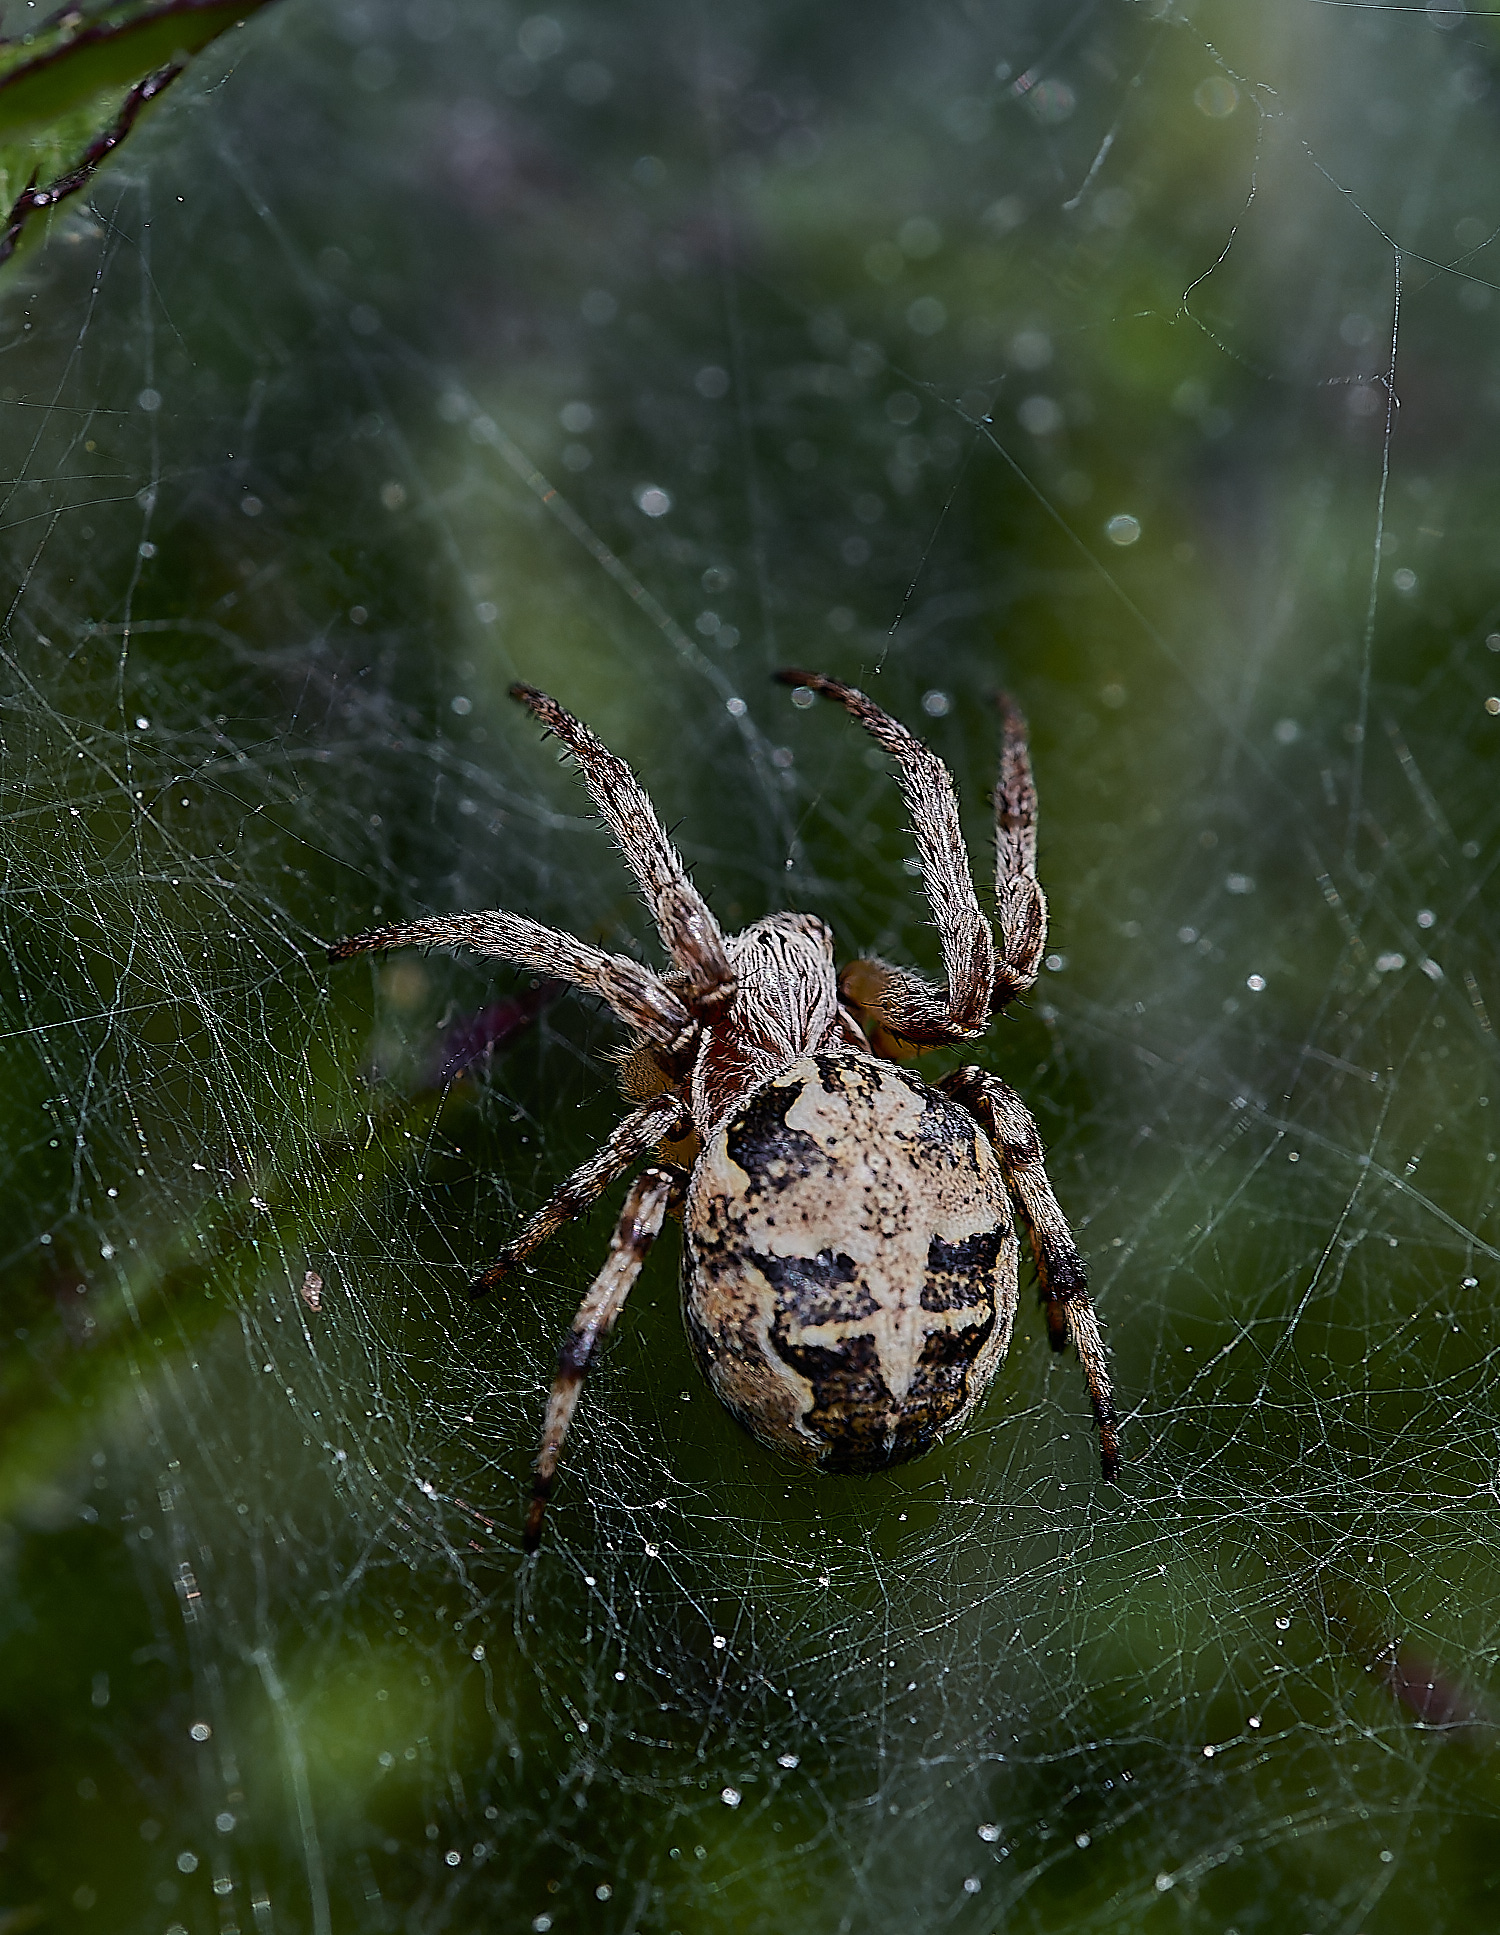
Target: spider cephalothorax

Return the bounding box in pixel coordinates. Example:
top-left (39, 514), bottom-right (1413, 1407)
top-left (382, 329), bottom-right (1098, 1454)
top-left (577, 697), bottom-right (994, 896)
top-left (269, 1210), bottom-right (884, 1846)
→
top-left (330, 672), bottom-right (1117, 1550)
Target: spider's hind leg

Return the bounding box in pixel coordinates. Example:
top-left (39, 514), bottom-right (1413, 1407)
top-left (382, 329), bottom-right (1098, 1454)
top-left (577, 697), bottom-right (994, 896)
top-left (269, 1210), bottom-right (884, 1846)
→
top-left (470, 1091), bottom-right (690, 1294)
top-left (523, 1163), bottom-right (684, 1553)
top-left (941, 1064), bottom-right (1119, 1482)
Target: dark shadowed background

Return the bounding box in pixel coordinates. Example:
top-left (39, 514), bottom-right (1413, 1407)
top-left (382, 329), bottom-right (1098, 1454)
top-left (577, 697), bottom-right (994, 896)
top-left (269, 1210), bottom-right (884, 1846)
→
top-left (3, 1), bottom-right (1500, 1929)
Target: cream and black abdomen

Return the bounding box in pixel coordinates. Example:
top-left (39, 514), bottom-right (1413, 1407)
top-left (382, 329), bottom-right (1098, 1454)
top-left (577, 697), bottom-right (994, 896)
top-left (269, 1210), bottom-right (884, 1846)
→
top-left (681, 1051), bottom-right (1019, 1473)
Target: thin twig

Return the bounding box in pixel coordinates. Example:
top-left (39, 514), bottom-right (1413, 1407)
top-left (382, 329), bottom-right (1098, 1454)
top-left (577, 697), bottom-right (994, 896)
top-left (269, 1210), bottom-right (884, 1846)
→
top-left (0, 58), bottom-right (184, 270)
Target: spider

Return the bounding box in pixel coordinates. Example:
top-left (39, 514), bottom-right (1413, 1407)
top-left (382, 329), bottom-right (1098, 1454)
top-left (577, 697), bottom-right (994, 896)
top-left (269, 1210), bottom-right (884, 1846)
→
top-left (330, 672), bottom-right (1117, 1550)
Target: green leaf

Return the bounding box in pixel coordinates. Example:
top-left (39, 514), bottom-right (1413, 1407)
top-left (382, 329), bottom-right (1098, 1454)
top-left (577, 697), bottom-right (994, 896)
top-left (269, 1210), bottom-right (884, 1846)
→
top-left (0, 0), bottom-right (278, 268)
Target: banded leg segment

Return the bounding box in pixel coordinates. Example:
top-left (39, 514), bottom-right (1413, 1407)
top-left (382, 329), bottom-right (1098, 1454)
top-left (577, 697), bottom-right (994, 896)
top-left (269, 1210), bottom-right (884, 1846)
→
top-left (941, 1065), bottom-right (1118, 1481)
top-left (329, 911), bottom-right (693, 1051)
top-left (775, 669), bottom-right (993, 1044)
top-left (524, 1165), bottom-right (680, 1552)
top-left (992, 694), bottom-right (1048, 1008)
top-left (472, 1090), bottom-right (690, 1294)
top-left (510, 684), bottom-right (735, 1013)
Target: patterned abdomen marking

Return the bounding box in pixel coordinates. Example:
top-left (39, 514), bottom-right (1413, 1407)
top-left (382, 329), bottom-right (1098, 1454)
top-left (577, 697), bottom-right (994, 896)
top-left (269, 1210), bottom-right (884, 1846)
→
top-left (682, 1051), bottom-right (1019, 1470)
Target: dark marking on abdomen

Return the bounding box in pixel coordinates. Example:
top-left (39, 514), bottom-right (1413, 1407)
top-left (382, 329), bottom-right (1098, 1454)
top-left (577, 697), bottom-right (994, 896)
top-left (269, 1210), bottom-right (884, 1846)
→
top-left (724, 1078), bottom-right (821, 1188)
top-left (770, 1308), bottom-right (997, 1473)
top-left (897, 1315), bottom-right (996, 1459)
top-left (813, 1054), bottom-right (883, 1105)
top-left (750, 1248), bottom-right (880, 1326)
top-left (768, 1329), bottom-right (896, 1473)
top-left (914, 1082), bottom-right (986, 1158)
top-left (922, 1226), bottom-right (1007, 1310)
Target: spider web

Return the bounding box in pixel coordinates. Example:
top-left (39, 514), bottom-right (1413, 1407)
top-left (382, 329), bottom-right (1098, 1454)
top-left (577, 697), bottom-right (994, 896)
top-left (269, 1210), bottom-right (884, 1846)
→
top-left (4, 0), bottom-right (1500, 1929)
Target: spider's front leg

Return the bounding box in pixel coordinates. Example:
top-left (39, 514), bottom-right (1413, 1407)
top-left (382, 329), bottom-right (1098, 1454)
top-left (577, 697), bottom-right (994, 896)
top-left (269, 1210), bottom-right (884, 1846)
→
top-left (328, 911), bottom-right (694, 1054)
top-left (524, 1163), bottom-right (684, 1552)
top-left (990, 692), bottom-right (1048, 1009)
top-left (778, 674), bottom-right (1049, 1044)
top-left (941, 1065), bottom-right (1119, 1481)
top-left (775, 669), bottom-right (993, 1045)
top-left (509, 684), bottom-right (736, 1018)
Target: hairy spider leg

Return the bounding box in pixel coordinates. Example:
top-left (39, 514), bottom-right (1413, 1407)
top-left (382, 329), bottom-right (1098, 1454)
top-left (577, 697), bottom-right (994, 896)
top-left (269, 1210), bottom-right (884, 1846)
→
top-left (509, 684), bottom-right (736, 1015)
top-left (774, 669), bottom-right (995, 1045)
top-left (941, 1065), bottom-right (1119, 1481)
top-left (523, 1165), bottom-right (681, 1552)
top-left (328, 912), bottom-right (693, 1052)
top-left (990, 694), bottom-right (1049, 1010)
top-left (471, 1090), bottom-right (691, 1295)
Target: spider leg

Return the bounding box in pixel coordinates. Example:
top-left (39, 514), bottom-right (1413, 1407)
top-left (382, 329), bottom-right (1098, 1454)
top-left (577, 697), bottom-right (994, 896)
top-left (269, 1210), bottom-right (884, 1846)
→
top-left (775, 669), bottom-right (993, 1045)
top-left (941, 1065), bottom-right (1119, 1482)
top-left (510, 684), bottom-right (735, 1016)
top-left (329, 911), bottom-right (693, 1053)
top-left (471, 1090), bottom-right (690, 1295)
top-left (991, 693), bottom-right (1048, 1010)
top-left (523, 1164), bottom-right (681, 1552)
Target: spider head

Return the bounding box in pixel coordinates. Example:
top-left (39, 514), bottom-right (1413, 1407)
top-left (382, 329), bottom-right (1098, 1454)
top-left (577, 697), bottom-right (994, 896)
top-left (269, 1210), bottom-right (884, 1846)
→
top-left (730, 910), bottom-right (835, 971)
top-left (722, 913), bottom-right (840, 1052)
top-left (690, 915), bottom-right (842, 1124)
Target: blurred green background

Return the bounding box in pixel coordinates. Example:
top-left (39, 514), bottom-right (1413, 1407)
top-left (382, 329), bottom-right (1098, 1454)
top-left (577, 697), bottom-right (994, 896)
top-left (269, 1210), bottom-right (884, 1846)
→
top-left (3, 0), bottom-right (1499, 1929)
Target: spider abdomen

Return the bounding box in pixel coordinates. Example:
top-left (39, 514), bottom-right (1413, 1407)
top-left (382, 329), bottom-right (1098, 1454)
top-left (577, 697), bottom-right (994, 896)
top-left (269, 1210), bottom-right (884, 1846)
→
top-left (682, 1051), bottom-right (1019, 1473)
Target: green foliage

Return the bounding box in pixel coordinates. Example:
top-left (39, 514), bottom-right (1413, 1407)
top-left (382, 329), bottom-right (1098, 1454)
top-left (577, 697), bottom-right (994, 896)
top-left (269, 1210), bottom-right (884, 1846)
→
top-left (0, 0), bottom-right (275, 267)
